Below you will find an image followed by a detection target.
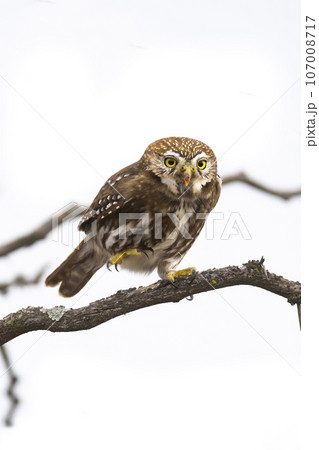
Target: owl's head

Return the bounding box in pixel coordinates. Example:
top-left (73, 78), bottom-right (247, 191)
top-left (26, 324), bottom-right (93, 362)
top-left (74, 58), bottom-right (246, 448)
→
top-left (140, 137), bottom-right (218, 197)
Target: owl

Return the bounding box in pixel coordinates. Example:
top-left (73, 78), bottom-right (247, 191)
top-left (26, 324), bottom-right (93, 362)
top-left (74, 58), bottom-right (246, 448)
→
top-left (45, 137), bottom-right (221, 297)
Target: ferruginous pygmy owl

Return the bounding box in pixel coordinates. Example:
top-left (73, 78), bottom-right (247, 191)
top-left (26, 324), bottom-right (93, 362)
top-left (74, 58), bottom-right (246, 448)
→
top-left (45, 137), bottom-right (221, 297)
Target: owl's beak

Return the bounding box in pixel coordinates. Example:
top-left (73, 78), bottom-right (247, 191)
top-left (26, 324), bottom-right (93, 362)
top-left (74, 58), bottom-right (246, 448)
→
top-left (180, 165), bottom-right (194, 186)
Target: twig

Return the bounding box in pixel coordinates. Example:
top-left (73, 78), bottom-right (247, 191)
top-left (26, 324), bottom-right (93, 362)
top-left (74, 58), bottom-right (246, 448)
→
top-left (297, 304), bottom-right (301, 330)
top-left (0, 269), bottom-right (45, 295)
top-left (0, 202), bottom-right (86, 258)
top-left (0, 346), bottom-right (19, 426)
top-left (0, 259), bottom-right (301, 346)
top-left (223, 172), bottom-right (301, 200)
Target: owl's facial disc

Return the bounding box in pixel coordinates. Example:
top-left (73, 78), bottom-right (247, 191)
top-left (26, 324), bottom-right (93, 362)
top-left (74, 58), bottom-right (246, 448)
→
top-left (152, 149), bottom-right (214, 196)
top-left (161, 152), bottom-right (196, 190)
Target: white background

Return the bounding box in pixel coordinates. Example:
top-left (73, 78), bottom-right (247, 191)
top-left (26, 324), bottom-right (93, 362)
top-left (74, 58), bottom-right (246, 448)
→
top-left (0, 0), bottom-right (302, 448)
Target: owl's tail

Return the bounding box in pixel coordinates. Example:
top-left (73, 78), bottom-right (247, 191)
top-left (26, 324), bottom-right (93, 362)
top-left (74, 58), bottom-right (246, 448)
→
top-left (45, 239), bottom-right (105, 297)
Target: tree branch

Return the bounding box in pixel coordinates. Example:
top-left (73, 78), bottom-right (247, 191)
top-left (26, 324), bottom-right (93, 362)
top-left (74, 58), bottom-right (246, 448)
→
top-left (0, 269), bottom-right (45, 295)
top-left (222, 172), bottom-right (301, 200)
top-left (0, 202), bottom-right (85, 258)
top-left (0, 346), bottom-right (19, 426)
top-left (0, 259), bottom-right (301, 346)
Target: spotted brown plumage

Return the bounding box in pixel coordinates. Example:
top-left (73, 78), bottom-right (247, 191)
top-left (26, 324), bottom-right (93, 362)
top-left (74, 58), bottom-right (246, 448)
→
top-left (45, 137), bottom-right (221, 297)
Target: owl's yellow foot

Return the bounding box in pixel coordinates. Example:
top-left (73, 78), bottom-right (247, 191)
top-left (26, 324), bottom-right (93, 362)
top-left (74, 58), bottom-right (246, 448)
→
top-left (110, 249), bottom-right (142, 266)
top-left (166, 267), bottom-right (196, 283)
top-left (108, 248), bottom-right (153, 271)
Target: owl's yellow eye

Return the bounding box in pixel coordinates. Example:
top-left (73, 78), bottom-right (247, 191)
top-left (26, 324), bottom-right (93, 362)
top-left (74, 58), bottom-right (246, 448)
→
top-left (197, 160), bottom-right (207, 170)
top-left (164, 157), bottom-right (177, 168)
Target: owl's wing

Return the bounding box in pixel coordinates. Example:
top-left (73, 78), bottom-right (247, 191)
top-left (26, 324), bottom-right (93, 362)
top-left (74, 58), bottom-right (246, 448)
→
top-left (78, 163), bottom-right (139, 233)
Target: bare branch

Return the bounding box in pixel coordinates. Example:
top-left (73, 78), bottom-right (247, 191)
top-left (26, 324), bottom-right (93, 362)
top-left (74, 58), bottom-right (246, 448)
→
top-left (0, 259), bottom-right (301, 346)
top-left (0, 346), bottom-right (19, 426)
top-left (0, 269), bottom-right (45, 295)
top-left (223, 172), bottom-right (301, 200)
top-left (0, 202), bottom-right (85, 258)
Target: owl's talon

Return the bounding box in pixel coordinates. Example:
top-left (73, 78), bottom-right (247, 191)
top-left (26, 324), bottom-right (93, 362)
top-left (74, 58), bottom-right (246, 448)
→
top-left (166, 267), bottom-right (196, 284)
top-left (106, 262), bottom-right (112, 272)
top-left (138, 249), bottom-right (149, 259)
top-left (109, 248), bottom-right (148, 270)
top-left (189, 270), bottom-right (197, 284)
top-left (167, 279), bottom-right (180, 289)
top-left (137, 247), bottom-right (154, 258)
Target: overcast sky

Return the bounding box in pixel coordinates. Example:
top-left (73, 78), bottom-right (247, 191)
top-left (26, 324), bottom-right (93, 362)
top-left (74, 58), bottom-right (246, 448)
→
top-left (0, 1), bottom-right (300, 448)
